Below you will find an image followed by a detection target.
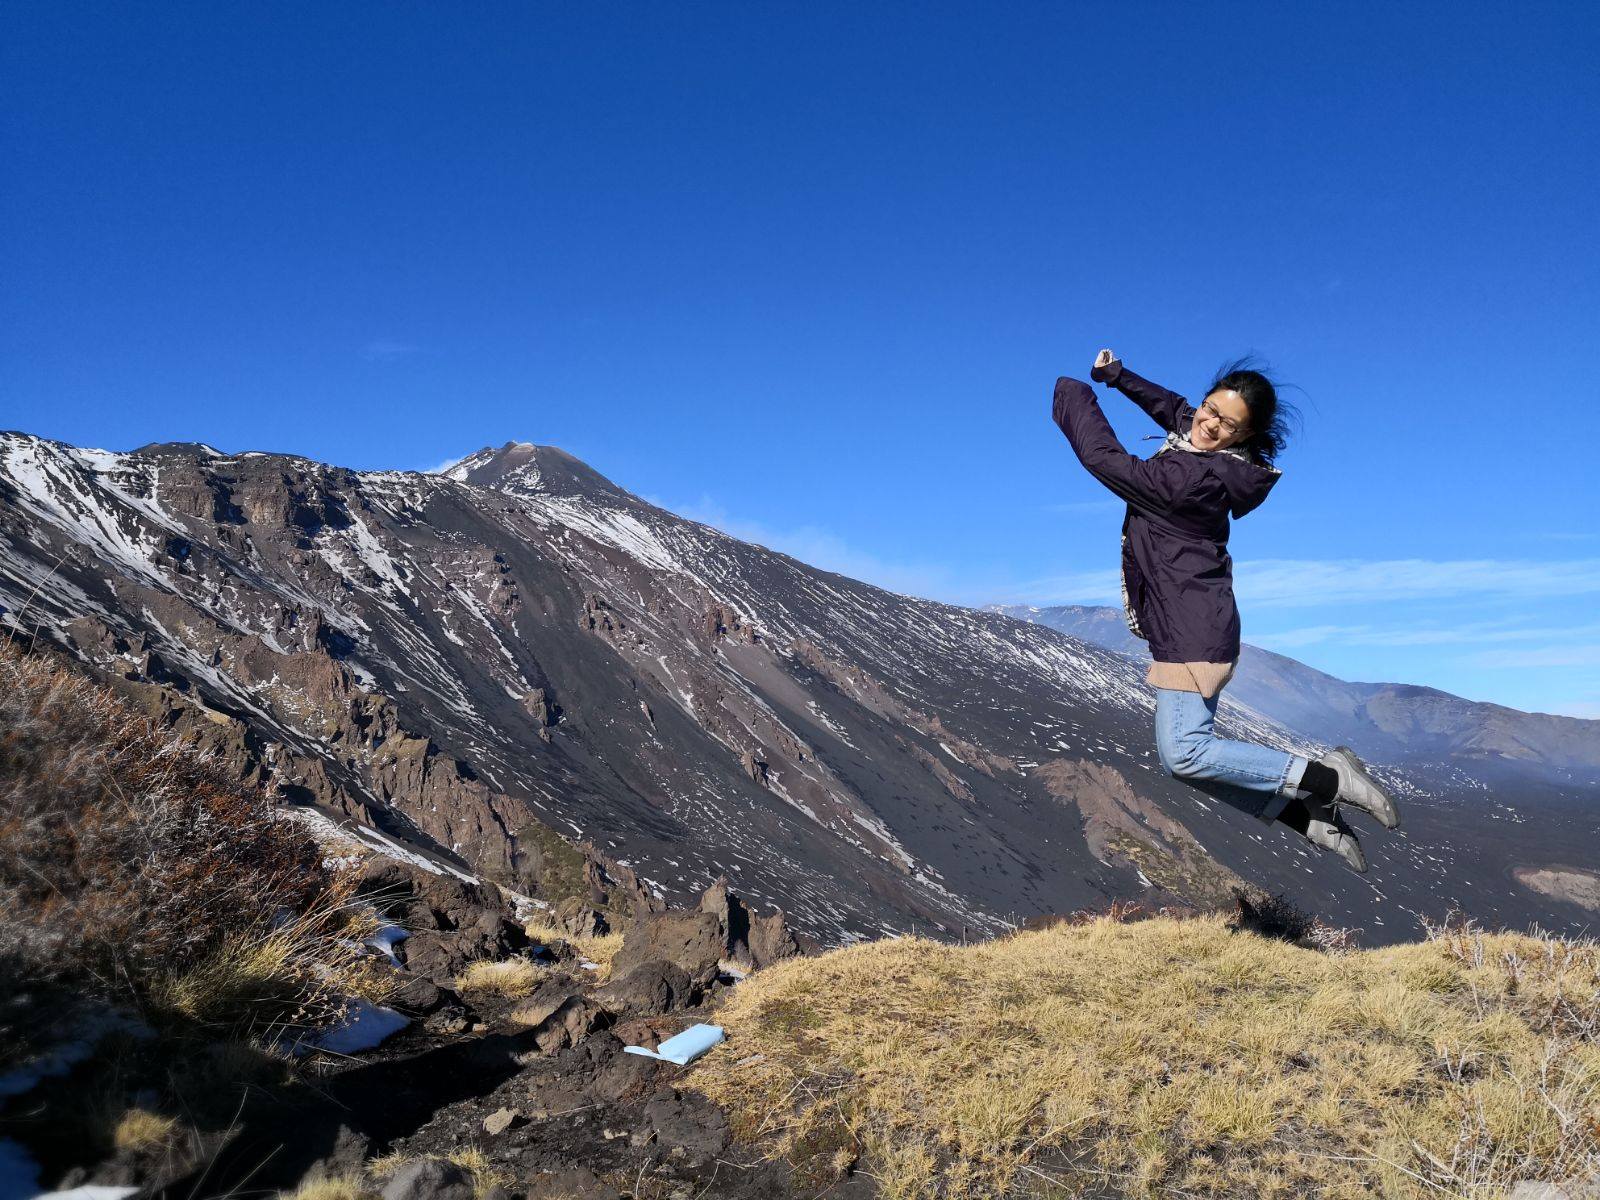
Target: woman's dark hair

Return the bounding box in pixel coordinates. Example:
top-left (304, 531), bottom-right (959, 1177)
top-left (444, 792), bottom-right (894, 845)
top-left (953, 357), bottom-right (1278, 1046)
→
top-left (1205, 354), bottom-right (1299, 468)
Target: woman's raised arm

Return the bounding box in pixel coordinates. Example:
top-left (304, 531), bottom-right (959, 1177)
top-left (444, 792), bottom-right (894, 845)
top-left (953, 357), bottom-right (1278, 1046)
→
top-left (1051, 376), bottom-right (1191, 514)
top-left (1090, 349), bottom-right (1197, 434)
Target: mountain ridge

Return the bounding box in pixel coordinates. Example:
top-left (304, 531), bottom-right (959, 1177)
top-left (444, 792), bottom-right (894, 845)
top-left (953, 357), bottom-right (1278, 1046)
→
top-left (988, 603), bottom-right (1600, 781)
top-left (3, 429), bottom-right (1597, 945)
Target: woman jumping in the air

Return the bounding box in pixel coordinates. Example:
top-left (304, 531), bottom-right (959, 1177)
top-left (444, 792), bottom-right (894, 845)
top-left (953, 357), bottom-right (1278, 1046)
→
top-left (1051, 350), bottom-right (1400, 872)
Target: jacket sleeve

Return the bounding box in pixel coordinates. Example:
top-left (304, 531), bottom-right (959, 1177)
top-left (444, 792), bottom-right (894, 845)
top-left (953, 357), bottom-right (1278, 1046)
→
top-left (1089, 358), bottom-right (1196, 434)
top-left (1052, 377), bottom-right (1194, 514)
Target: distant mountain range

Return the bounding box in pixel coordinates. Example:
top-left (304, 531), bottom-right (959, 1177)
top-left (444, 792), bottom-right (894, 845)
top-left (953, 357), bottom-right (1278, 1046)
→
top-left (3, 432), bottom-right (1596, 943)
top-left (987, 605), bottom-right (1600, 786)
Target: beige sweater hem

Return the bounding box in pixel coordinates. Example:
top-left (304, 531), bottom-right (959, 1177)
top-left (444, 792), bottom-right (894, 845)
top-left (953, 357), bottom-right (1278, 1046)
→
top-left (1146, 659), bottom-right (1238, 699)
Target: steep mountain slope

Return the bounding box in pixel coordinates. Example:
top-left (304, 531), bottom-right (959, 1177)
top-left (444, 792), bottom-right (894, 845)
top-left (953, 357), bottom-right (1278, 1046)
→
top-left (2, 433), bottom-right (1595, 944)
top-left (990, 604), bottom-right (1600, 784)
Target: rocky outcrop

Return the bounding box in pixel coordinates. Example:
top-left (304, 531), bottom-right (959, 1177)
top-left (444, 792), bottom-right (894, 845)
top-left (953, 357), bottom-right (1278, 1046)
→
top-left (515, 993), bottom-right (612, 1056)
top-left (379, 1159), bottom-right (475, 1200)
top-left (1513, 866), bottom-right (1600, 912)
top-left (703, 603), bottom-right (759, 644)
top-left (580, 854), bottom-right (668, 919)
top-left (596, 961), bottom-right (698, 1016)
top-left (791, 638), bottom-right (1019, 777)
top-left (357, 858), bottom-right (530, 985)
top-left (1036, 758), bottom-right (1241, 906)
top-left (554, 896), bottom-right (610, 937)
top-left (612, 910), bottom-right (726, 987)
top-left (521, 686), bottom-right (558, 741)
top-left (697, 875), bottom-right (808, 970)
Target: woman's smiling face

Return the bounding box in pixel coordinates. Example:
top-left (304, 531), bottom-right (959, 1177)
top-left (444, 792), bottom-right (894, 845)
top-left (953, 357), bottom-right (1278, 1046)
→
top-left (1191, 388), bottom-right (1251, 451)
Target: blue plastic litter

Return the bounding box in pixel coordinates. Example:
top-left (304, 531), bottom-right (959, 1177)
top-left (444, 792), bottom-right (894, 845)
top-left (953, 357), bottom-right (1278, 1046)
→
top-left (622, 1022), bottom-right (725, 1065)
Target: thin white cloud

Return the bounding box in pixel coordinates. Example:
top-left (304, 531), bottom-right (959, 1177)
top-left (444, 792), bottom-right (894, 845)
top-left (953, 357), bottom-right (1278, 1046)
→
top-left (362, 339), bottom-right (422, 362)
top-left (424, 451), bottom-right (472, 475)
top-left (1233, 558), bottom-right (1600, 609)
top-left (997, 567), bottom-right (1121, 607)
top-left (1251, 620), bottom-right (1600, 651)
top-left (1463, 644), bottom-right (1600, 670)
top-left (1249, 624), bottom-right (1355, 650)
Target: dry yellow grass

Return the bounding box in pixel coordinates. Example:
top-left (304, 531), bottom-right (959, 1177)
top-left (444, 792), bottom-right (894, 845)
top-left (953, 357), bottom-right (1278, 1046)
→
top-left (280, 1177), bottom-right (374, 1200)
top-left (577, 931), bottom-right (625, 976)
top-left (151, 896), bottom-right (392, 1036)
top-left (111, 1107), bottom-right (178, 1152)
top-left (689, 912), bottom-right (1600, 1199)
top-left (524, 918), bottom-right (625, 980)
top-left (456, 957), bottom-right (542, 998)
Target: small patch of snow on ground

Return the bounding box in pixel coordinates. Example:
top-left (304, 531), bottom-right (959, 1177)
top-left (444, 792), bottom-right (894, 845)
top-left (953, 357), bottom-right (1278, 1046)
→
top-left (309, 999), bottom-right (410, 1055)
top-left (0, 1132), bottom-right (142, 1200)
top-left (352, 824), bottom-right (480, 883)
top-left (366, 922), bottom-right (409, 968)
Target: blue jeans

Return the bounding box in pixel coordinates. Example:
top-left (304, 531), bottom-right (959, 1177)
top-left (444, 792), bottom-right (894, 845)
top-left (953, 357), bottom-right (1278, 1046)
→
top-left (1154, 688), bottom-right (1308, 823)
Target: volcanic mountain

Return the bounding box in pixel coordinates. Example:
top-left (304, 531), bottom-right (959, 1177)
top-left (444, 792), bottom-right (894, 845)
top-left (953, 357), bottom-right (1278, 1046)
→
top-left (2, 433), bottom-right (1595, 944)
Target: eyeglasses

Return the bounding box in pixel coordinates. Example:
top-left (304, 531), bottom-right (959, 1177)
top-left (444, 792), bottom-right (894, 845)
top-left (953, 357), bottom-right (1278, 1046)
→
top-left (1199, 398), bottom-right (1246, 437)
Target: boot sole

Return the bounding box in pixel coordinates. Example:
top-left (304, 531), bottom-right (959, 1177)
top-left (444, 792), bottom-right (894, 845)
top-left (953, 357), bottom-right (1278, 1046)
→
top-left (1331, 746), bottom-right (1401, 830)
top-left (1302, 820), bottom-right (1368, 873)
top-left (1313, 838), bottom-right (1367, 874)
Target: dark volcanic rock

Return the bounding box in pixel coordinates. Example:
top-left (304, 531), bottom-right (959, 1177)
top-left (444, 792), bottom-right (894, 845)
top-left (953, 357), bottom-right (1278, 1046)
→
top-left (386, 875), bottom-right (530, 985)
top-left (408, 873), bottom-right (515, 935)
top-left (357, 857), bottom-right (419, 908)
top-left (381, 1159), bottom-right (475, 1200)
top-left (749, 908), bottom-right (806, 968)
top-left (424, 1005), bottom-right (471, 1036)
top-left (515, 993), bottom-right (611, 1056)
top-left (583, 1033), bottom-right (669, 1103)
top-left (596, 960), bottom-right (698, 1016)
top-left (612, 910), bottom-right (724, 986)
top-left (554, 896), bottom-right (609, 937)
top-left (698, 876), bottom-right (806, 970)
top-left (644, 1088), bottom-right (732, 1164)
top-left (385, 969), bottom-right (448, 1016)
top-left (402, 932), bottom-right (523, 987)
top-left (355, 859), bottom-right (532, 986)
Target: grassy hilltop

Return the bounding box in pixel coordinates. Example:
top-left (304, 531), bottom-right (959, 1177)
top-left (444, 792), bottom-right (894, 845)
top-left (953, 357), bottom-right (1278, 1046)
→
top-left (691, 910), bottom-right (1600, 1199)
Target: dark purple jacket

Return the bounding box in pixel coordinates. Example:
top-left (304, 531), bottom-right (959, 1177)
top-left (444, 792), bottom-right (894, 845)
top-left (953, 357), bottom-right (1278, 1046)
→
top-left (1051, 360), bottom-right (1281, 664)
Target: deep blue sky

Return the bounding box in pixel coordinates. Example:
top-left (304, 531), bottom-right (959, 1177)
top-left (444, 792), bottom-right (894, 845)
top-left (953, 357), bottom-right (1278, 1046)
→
top-left (5, 3), bottom-right (1598, 716)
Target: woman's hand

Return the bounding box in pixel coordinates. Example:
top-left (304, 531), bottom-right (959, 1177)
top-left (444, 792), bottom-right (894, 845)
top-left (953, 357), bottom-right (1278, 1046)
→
top-left (1091, 348), bottom-right (1121, 383)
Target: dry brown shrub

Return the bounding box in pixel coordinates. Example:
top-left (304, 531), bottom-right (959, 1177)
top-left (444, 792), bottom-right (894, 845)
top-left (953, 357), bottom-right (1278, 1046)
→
top-left (1227, 885), bottom-right (1361, 951)
top-left (0, 638), bottom-right (364, 1048)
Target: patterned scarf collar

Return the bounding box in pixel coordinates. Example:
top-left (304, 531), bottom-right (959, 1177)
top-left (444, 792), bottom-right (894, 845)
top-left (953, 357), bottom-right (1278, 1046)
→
top-left (1144, 428), bottom-right (1279, 475)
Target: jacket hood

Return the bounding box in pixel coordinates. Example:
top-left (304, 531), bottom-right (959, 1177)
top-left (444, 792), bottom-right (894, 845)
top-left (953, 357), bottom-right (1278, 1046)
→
top-left (1149, 429), bottom-right (1282, 519)
top-left (1207, 450), bottom-right (1281, 518)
